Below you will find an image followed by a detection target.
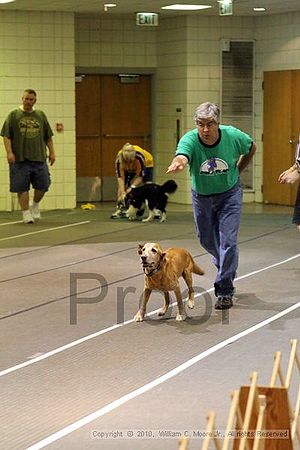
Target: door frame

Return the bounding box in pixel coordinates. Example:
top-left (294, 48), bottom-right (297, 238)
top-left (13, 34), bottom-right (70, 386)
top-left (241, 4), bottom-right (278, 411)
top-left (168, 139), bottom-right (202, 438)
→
top-left (263, 70), bottom-right (299, 206)
top-left (75, 68), bottom-right (157, 202)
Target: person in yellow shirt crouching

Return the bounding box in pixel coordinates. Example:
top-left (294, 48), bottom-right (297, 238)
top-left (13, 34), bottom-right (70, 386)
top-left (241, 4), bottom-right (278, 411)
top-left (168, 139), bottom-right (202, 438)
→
top-left (111, 143), bottom-right (154, 219)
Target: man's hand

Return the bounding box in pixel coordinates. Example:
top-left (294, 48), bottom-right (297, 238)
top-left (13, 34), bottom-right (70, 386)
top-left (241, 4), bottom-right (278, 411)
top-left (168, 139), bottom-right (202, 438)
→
top-left (3, 137), bottom-right (15, 163)
top-left (166, 155), bottom-right (188, 173)
top-left (6, 150), bottom-right (15, 164)
top-left (278, 168), bottom-right (300, 184)
top-left (48, 151), bottom-right (56, 166)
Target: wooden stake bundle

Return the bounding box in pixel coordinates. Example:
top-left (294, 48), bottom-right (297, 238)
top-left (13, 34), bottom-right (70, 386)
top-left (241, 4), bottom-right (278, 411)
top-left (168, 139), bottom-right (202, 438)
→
top-left (177, 339), bottom-right (299, 450)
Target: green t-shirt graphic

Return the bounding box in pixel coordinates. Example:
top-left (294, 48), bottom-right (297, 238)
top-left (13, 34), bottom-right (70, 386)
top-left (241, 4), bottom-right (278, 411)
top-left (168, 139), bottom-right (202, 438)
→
top-left (176, 125), bottom-right (253, 195)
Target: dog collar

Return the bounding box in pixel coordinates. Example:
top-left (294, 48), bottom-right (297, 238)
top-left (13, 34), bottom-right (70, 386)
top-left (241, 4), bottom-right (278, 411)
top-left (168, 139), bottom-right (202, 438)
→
top-left (144, 263), bottom-right (161, 277)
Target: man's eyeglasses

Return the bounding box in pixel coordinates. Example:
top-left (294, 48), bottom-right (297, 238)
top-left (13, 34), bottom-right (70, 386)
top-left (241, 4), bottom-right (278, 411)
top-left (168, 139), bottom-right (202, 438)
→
top-left (196, 120), bottom-right (216, 129)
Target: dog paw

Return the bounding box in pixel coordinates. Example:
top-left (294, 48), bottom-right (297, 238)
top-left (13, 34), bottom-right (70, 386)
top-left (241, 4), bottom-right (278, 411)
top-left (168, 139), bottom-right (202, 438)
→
top-left (187, 300), bottom-right (194, 309)
top-left (159, 213), bottom-right (167, 222)
top-left (176, 313), bottom-right (186, 322)
top-left (127, 216), bottom-right (136, 221)
top-left (158, 308), bottom-right (167, 316)
top-left (134, 311), bottom-right (144, 322)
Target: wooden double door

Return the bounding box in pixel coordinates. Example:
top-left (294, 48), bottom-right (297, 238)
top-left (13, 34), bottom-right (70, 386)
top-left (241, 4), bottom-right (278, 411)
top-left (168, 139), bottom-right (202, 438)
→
top-left (75, 74), bottom-right (152, 201)
top-left (263, 70), bottom-right (300, 205)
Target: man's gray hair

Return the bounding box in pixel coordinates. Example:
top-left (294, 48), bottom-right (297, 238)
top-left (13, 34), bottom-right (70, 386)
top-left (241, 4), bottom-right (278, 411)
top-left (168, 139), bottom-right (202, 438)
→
top-left (194, 102), bottom-right (220, 123)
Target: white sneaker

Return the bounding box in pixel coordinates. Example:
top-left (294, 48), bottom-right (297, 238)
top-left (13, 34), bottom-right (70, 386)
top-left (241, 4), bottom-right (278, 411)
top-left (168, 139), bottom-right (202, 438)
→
top-left (22, 210), bottom-right (34, 224)
top-left (29, 201), bottom-right (41, 219)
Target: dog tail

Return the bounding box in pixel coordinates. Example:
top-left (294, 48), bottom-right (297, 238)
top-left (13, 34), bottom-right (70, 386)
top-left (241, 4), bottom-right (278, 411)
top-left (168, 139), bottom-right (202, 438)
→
top-left (192, 261), bottom-right (205, 276)
top-left (160, 180), bottom-right (178, 194)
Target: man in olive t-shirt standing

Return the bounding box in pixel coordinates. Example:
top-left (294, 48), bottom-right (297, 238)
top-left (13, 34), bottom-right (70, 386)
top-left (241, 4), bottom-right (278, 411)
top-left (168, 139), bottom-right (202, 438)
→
top-left (167, 102), bottom-right (256, 310)
top-left (1, 89), bottom-right (56, 223)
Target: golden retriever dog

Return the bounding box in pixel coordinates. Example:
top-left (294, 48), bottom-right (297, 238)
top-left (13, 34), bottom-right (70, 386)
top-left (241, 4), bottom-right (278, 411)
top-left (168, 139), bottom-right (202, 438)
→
top-left (134, 242), bottom-right (205, 322)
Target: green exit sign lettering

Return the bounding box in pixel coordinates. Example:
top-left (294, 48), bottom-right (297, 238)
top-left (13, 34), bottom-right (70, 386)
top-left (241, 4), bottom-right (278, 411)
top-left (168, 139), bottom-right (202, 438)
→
top-left (136, 12), bottom-right (159, 26)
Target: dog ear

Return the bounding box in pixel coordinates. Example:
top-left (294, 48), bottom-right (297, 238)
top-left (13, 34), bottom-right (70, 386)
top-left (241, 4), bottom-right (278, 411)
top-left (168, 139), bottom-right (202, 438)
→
top-left (159, 251), bottom-right (167, 264)
top-left (154, 243), bottom-right (163, 256)
top-left (138, 243), bottom-right (144, 255)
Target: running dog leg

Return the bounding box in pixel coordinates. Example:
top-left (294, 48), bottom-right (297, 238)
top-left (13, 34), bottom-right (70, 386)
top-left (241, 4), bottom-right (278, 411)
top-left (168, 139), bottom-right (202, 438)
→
top-left (142, 210), bottom-right (155, 222)
top-left (158, 291), bottom-right (170, 316)
top-left (174, 287), bottom-right (186, 321)
top-left (134, 287), bottom-right (152, 321)
top-left (182, 270), bottom-right (194, 309)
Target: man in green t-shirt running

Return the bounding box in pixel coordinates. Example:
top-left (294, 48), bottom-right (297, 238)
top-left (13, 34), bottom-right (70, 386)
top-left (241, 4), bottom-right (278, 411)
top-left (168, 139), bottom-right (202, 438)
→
top-left (1, 89), bottom-right (56, 223)
top-left (167, 102), bottom-right (256, 310)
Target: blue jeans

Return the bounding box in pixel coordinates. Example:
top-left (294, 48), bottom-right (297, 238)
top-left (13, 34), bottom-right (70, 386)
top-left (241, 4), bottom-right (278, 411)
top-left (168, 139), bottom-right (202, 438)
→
top-left (192, 182), bottom-right (243, 298)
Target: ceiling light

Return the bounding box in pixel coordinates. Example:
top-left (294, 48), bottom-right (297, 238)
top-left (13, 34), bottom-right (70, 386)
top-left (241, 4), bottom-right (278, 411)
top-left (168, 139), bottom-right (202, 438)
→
top-left (253, 7), bottom-right (266, 12)
top-left (161, 4), bottom-right (212, 11)
top-left (104, 3), bottom-right (116, 12)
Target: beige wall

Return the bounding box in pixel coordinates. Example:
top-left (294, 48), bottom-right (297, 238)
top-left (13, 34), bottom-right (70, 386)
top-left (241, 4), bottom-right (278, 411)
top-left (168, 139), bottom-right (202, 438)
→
top-left (75, 14), bottom-right (157, 68)
top-left (1, 10), bottom-right (300, 210)
top-left (0, 10), bottom-right (76, 211)
top-left (155, 17), bottom-right (189, 202)
top-left (155, 15), bottom-right (256, 203)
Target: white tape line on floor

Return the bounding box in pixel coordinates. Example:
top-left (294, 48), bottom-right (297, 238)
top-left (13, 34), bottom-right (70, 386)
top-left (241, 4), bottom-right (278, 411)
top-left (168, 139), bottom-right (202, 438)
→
top-left (25, 300), bottom-right (300, 450)
top-left (0, 221), bottom-right (90, 241)
top-left (1, 252), bottom-right (299, 379)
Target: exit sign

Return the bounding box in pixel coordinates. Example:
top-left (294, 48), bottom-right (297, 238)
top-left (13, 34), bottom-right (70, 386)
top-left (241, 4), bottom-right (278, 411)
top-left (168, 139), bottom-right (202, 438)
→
top-left (136, 12), bottom-right (159, 26)
top-left (219, 1), bottom-right (233, 15)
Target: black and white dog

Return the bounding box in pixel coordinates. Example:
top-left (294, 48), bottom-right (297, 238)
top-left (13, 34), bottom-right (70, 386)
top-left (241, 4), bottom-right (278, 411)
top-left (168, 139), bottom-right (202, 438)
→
top-left (126, 180), bottom-right (178, 222)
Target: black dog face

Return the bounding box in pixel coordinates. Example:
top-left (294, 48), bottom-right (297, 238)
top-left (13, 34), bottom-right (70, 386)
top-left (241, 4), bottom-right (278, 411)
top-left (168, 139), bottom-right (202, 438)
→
top-left (126, 190), bottom-right (144, 209)
top-left (126, 181), bottom-right (177, 222)
top-left (127, 182), bottom-right (177, 210)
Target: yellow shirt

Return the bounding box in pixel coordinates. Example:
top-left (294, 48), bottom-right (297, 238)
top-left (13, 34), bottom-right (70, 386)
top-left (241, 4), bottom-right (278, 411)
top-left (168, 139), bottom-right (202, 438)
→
top-left (115, 145), bottom-right (153, 177)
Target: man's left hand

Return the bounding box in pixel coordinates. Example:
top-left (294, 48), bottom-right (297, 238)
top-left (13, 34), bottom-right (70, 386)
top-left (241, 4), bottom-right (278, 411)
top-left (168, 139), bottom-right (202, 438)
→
top-left (48, 152), bottom-right (56, 166)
